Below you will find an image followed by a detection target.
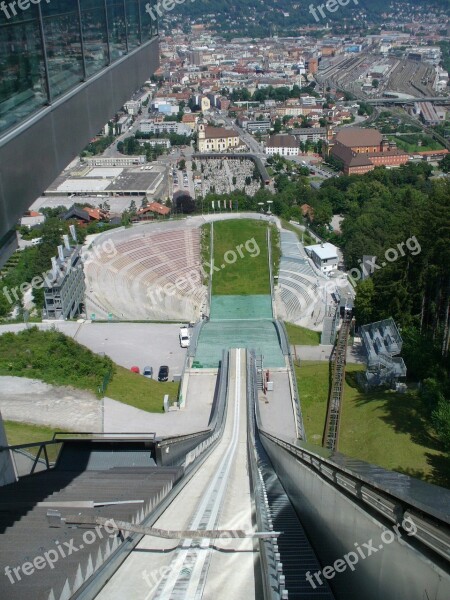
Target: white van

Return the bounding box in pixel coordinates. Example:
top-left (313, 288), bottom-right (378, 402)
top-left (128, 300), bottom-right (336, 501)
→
top-left (179, 327), bottom-right (190, 348)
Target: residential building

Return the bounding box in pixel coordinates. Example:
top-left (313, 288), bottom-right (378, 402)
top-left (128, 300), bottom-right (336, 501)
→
top-left (135, 202), bottom-right (171, 220)
top-left (291, 127), bottom-right (328, 143)
top-left (124, 100), bottom-right (141, 115)
top-left (43, 233), bottom-right (86, 320)
top-left (265, 134), bottom-right (299, 156)
top-left (139, 121), bottom-right (191, 136)
top-left (117, 115), bottom-right (132, 133)
top-left (20, 211), bottom-right (46, 230)
top-left (246, 120), bottom-right (272, 133)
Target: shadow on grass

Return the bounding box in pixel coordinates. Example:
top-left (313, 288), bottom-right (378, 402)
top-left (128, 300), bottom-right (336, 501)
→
top-left (395, 452), bottom-right (450, 489)
top-left (344, 371), bottom-right (450, 489)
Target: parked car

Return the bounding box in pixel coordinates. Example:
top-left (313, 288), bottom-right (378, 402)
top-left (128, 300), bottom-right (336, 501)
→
top-left (158, 365), bottom-right (169, 382)
top-left (143, 366), bottom-right (153, 378)
top-left (179, 327), bottom-right (190, 348)
top-left (130, 366), bottom-right (140, 374)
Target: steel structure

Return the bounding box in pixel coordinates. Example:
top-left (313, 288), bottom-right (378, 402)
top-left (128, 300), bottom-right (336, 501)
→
top-left (323, 314), bottom-right (352, 450)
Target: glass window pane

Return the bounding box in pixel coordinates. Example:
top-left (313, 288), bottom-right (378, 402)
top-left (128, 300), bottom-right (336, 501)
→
top-left (139, 0), bottom-right (156, 41)
top-left (125, 0), bottom-right (140, 50)
top-left (106, 0), bottom-right (127, 62)
top-left (80, 0), bottom-right (109, 76)
top-left (41, 0), bottom-right (84, 99)
top-left (0, 12), bottom-right (48, 135)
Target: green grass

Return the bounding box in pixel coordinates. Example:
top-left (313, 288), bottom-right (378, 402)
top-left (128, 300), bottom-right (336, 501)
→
top-left (212, 219), bottom-right (270, 295)
top-left (388, 134), bottom-right (444, 153)
top-left (285, 322), bottom-right (321, 345)
top-left (296, 361), bottom-right (330, 445)
top-left (3, 420), bottom-right (66, 445)
top-left (0, 327), bottom-right (113, 395)
top-left (107, 365), bottom-right (180, 413)
top-left (296, 361), bottom-right (450, 488)
top-left (3, 421), bottom-right (71, 462)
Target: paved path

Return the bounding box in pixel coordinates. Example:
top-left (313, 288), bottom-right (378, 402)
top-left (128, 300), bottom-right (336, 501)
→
top-left (103, 372), bottom-right (217, 436)
top-left (0, 376), bottom-right (101, 430)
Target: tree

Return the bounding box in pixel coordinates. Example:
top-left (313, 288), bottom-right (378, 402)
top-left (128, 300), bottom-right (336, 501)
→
top-left (178, 159), bottom-right (186, 171)
top-left (372, 79), bottom-right (379, 88)
top-left (354, 278), bottom-right (375, 324)
top-left (273, 119), bottom-right (282, 133)
top-left (440, 154), bottom-right (450, 173)
top-left (129, 200), bottom-right (137, 214)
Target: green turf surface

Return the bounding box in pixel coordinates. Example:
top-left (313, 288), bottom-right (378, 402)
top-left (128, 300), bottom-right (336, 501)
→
top-left (107, 365), bottom-right (179, 413)
top-left (210, 295), bottom-right (273, 320)
top-left (285, 322), bottom-right (321, 345)
top-left (194, 319), bottom-right (285, 368)
top-left (3, 421), bottom-right (71, 462)
top-left (296, 361), bottom-right (450, 488)
top-left (212, 219), bottom-right (270, 295)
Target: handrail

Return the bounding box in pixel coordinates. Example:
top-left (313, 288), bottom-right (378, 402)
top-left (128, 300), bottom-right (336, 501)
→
top-left (258, 428), bottom-right (450, 562)
top-left (184, 350), bottom-right (229, 470)
top-left (247, 352), bottom-right (284, 600)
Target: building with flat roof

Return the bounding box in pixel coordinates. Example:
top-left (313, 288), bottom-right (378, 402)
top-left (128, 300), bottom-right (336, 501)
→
top-left (43, 231), bottom-right (85, 320)
top-left (0, 1), bottom-right (160, 246)
top-left (83, 156), bottom-right (146, 167)
top-left (305, 242), bottom-right (338, 273)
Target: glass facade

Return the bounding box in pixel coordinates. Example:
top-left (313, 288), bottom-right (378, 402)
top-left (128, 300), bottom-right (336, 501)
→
top-left (0, 0), bottom-right (157, 135)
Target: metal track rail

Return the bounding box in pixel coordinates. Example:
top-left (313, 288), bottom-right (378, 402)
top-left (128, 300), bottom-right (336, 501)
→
top-left (322, 314), bottom-right (351, 450)
top-left (152, 348), bottom-right (247, 600)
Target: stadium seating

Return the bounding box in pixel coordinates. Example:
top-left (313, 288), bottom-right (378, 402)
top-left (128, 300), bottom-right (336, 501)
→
top-left (84, 225), bottom-right (207, 320)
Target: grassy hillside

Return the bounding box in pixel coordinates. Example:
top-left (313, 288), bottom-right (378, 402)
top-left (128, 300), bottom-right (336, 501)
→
top-left (285, 323), bottom-right (321, 346)
top-left (0, 328), bottom-right (177, 413)
top-left (296, 361), bottom-right (450, 488)
top-left (0, 327), bottom-right (112, 394)
top-left (107, 365), bottom-right (179, 412)
top-left (212, 219), bottom-right (270, 295)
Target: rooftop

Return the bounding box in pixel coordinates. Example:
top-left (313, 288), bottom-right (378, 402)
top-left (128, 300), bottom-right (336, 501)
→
top-left (335, 127), bottom-right (383, 147)
top-left (306, 242), bottom-right (338, 260)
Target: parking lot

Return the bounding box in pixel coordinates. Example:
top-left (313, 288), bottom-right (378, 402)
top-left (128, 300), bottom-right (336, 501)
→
top-left (0, 322), bottom-right (187, 379)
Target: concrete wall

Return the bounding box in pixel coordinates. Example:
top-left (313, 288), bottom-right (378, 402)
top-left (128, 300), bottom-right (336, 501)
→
top-left (261, 436), bottom-right (450, 600)
top-left (0, 38), bottom-right (159, 241)
top-left (0, 412), bottom-right (17, 486)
